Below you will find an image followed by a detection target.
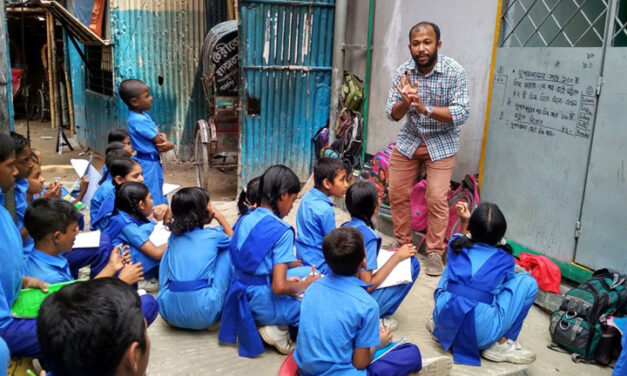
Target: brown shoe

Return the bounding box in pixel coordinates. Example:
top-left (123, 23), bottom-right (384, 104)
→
top-left (425, 253), bottom-right (444, 276)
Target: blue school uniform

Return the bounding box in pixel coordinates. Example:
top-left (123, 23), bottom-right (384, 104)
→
top-left (89, 179), bottom-right (115, 231)
top-left (0, 191), bottom-right (39, 357)
top-left (432, 235), bottom-right (538, 366)
top-left (219, 207), bottom-right (301, 357)
top-left (0, 337), bottom-right (8, 376)
top-left (14, 178), bottom-right (28, 229)
top-left (23, 249), bottom-right (73, 284)
top-left (343, 218), bottom-right (420, 317)
top-left (295, 188), bottom-right (336, 274)
top-left (157, 226), bottom-right (233, 329)
top-left (613, 317), bottom-right (627, 376)
top-left (127, 111), bottom-right (166, 205)
top-left (104, 210), bottom-right (160, 278)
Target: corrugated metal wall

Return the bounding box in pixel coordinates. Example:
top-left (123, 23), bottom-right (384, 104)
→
top-left (69, 0), bottom-right (227, 157)
top-left (0, 0), bottom-right (13, 132)
top-left (239, 0), bottom-right (335, 184)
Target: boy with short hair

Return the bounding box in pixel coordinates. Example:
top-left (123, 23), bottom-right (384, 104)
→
top-left (10, 132), bottom-right (34, 242)
top-left (294, 227), bottom-right (451, 376)
top-left (37, 278), bottom-right (150, 376)
top-left (119, 79), bottom-right (173, 206)
top-left (0, 132), bottom-right (48, 358)
top-left (23, 197), bottom-right (158, 325)
top-left (295, 158), bottom-right (348, 274)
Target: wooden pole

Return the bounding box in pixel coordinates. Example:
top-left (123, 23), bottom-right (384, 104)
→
top-left (49, 12), bottom-right (62, 131)
top-left (63, 56), bottom-right (75, 137)
top-left (45, 10), bottom-right (56, 129)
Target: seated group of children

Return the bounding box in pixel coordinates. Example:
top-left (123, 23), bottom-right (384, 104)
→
top-left (0, 79), bottom-right (543, 376)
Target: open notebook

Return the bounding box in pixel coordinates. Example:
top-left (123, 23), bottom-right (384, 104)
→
top-left (149, 221), bottom-right (171, 247)
top-left (73, 230), bottom-right (101, 249)
top-left (374, 249), bottom-right (413, 289)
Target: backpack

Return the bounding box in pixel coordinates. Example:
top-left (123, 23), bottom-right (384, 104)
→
top-left (312, 126), bottom-right (329, 159)
top-left (549, 269), bottom-right (627, 362)
top-left (341, 72), bottom-right (365, 113)
top-left (410, 174), bottom-right (481, 238)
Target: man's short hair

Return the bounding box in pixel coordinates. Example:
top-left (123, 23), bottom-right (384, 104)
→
top-left (119, 79), bottom-right (147, 107)
top-left (10, 132), bottom-right (28, 154)
top-left (24, 198), bottom-right (80, 241)
top-left (322, 227), bottom-right (365, 276)
top-left (313, 158), bottom-right (345, 189)
top-left (409, 21), bottom-right (441, 42)
top-left (37, 278), bottom-right (147, 376)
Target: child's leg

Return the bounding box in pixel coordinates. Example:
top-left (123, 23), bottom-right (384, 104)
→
top-left (0, 318), bottom-right (40, 358)
top-left (474, 273), bottom-right (538, 348)
top-left (248, 286), bottom-right (301, 327)
top-left (367, 343), bottom-right (422, 376)
top-left (370, 257), bottom-right (420, 317)
top-left (140, 294), bottom-right (159, 326)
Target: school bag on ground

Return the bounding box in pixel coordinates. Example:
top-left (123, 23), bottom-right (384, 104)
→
top-left (341, 72), bottom-right (365, 113)
top-left (549, 268), bottom-right (627, 363)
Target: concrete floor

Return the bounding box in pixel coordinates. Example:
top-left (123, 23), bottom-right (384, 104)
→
top-left (145, 200), bottom-right (613, 376)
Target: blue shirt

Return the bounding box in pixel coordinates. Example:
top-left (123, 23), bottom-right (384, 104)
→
top-left (15, 178), bottom-right (29, 229)
top-left (343, 218), bottom-right (380, 271)
top-left (89, 179), bottom-right (115, 230)
top-left (110, 212), bottom-right (160, 273)
top-left (0, 192), bottom-right (25, 329)
top-left (0, 337), bottom-right (8, 375)
top-left (386, 55), bottom-right (470, 160)
top-left (235, 208), bottom-right (295, 275)
top-left (295, 274), bottom-right (380, 376)
top-left (127, 111), bottom-right (159, 155)
top-left (23, 249), bottom-right (73, 285)
top-left (295, 188), bottom-right (336, 272)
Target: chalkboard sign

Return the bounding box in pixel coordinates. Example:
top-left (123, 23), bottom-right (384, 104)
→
top-left (202, 20), bottom-right (239, 96)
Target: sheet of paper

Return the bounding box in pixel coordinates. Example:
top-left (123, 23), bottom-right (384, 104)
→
top-left (73, 230), bottom-right (101, 249)
top-left (70, 158), bottom-right (102, 207)
top-left (149, 221), bottom-right (171, 247)
top-left (162, 183), bottom-right (181, 196)
top-left (374, 250), bottom-right (413, 289)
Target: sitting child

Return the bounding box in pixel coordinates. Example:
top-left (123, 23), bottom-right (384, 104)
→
top-left (23, 197), bottom-right (157, 325)
top-left (219, 165), bottom-right (319, 356)
top-left (104, 182), bottom-right (168, 281)
top-left (157, 187), bottom-right (234, 329)
top-left (37, 278), bottom-right (151, 376)
top-left (295, 227), bottom-right (451, 376)
top-left (0, 132), bottom-right (48, 358)
top-left (343, 181), bottom-right (420, 330)
top-left (0, 337), bottom-right (7, 375)
top-left (119, 79), bottom-right (174, 206)
top-left (429, 202), bottom-right (538, 366)
top-left (108, 128), bottom-right (135, 155)
top-left (236, 176), bottom-right (261, 216)
top-left (91, 147), bottom-right (132, 229)
top-left (295, 158), bottom-right (348, 274)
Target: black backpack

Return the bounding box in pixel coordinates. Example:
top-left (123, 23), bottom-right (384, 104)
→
top-left (549, 268), bottom-right (627, 362)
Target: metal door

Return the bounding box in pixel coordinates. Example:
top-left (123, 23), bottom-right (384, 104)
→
top-left (482, 0), bottom-right (608, 263)
top-left (238, 0), bottom-right (334, 185)
top-left (575, 1), bottom-right (627, 273)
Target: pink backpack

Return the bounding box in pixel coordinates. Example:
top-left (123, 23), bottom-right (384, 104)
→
top-left (371, 142), bottom-right (396, 178)
top-left (410, 174), bottom-right (481, 241)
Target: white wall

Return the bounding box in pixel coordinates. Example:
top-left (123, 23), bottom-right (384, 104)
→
top-left (345, 0), bottom-right (500, 180)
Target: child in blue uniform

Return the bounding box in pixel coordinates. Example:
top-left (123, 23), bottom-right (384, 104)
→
top-left (219, 165), bottom-right (319, 357)
top-left (158, 187), bottom-right (234, 329)
top-left (37, 278), bottom-right (151, 376)
top-left (23, 197), bottom-right (157, 325)
top-left (343, 181), bottom-right (420, 330)
top-left (0, 337), bottom-right (7, 376)
top-left (295, 158), bottom-right (348, 274)
top-left (108, 128), bottom-right (135, 155)
top-left (91, 147), bottom-right (132, 228)
top-left (119, 79), bottom-right (174, 206)
top-left (10, 132), bottom-right (34, 242)
top-left (0, 133), bottom-right (48, 358)
top-left (237, 176), bottom-right (261, 216)
top-left (295, 227), bottom-right (450, 376)
top-left (104, 182), bottom-right (167, 279)
top-left (430, 202), bottom-right (538, 366)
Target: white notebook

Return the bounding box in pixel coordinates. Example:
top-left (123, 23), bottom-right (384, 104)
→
top-left (149, 221), bottom-right (171, 247)
top-left (374, 250), bottom-right (413, 289)
top-left (73, 230), bottom-right (101, 249)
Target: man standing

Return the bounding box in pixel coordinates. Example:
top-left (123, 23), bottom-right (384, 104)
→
top-left (386, 22), bottom-right (470, 276)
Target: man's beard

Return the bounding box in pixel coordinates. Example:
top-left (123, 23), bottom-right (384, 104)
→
top-left (413, 50), bottom-right (438, 68)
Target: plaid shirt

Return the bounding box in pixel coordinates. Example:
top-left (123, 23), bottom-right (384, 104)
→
top-left (386, 54), bottom-right (470, 160)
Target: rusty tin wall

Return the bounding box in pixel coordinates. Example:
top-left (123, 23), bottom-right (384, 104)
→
top-left (239, 0), bottom-right (335, 185)
top-left (70, 0), bottom-right (227, 157)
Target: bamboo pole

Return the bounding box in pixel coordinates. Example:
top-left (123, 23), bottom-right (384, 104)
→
top-left (45, 10), bottom-right (56, 129)
top-left (49, 12), bottom-right (62, 131)
top-left (63, 53), bottom-right (75, 137)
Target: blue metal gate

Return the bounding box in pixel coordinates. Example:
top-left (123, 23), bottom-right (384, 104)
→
top-left (238, 0), bottom-right (335, 185)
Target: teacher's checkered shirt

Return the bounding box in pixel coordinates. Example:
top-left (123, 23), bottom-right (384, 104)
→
top-left (386, 54), bottom-right (470, 161)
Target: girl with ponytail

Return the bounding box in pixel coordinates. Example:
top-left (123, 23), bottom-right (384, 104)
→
top-left (430, 202), bottom-right (538, 366)
top-left (219, 165), bottom-right (318, 357)
top-left (342, 181), bottom-right (420, 330)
